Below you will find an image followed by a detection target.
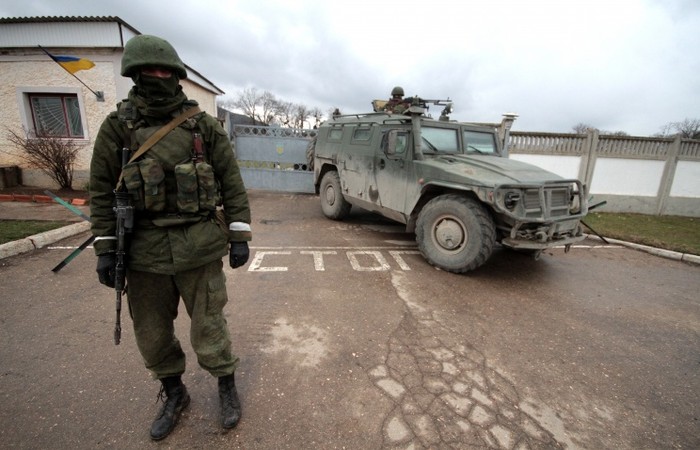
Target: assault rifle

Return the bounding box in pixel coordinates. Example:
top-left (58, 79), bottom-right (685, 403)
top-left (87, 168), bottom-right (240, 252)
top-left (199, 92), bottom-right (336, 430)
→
top-left (113, 148), bottom-right (134, 345)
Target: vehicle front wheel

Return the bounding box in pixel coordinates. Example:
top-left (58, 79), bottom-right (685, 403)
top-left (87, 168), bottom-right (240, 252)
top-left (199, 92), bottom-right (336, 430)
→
top-left (320, 171), bottom-right (351, 220)
top-left (415, 194), bottom-right (495, 273)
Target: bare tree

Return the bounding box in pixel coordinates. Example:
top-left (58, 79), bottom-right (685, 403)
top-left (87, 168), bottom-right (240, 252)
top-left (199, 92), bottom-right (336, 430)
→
top-left (276, 101), bottom-right (296, 127)
top-left (660, 118), bottom-right (700, 139)
top-left (572, 123), bottom-right (597, 134)
top-left (310, 107), bottom-right (323, 129)
top-left (258, 91), bottom-right (279, 125)
top-left (233, 87), bottom-right (261, 124)
top-left (294, 104), bottom-right (311, 129)
top-left (655, 123), bottom-right (675, 138)
top-left (4, 128), bottom-right (80, 190)
top-left (670, 118), bottom-right (700, 139)
top-left (226, 87), bottom-right (329, 129)
top-left (572, 123), bottom-right (628, 136)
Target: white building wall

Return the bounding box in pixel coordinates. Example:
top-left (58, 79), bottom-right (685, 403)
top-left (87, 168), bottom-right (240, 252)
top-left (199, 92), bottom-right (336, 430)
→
top-left (181, 80), bottom-right (218, 115)
top-left (1, 53), bottom-right (220, 176)
top-left (0, 57), bottom-right (118, 172)
top-left (0, 18), bottom-right (223, 189)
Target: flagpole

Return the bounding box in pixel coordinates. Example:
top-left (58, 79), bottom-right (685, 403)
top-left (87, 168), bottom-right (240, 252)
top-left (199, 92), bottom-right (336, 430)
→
top-left (38, 45), bottom-right (104, 101)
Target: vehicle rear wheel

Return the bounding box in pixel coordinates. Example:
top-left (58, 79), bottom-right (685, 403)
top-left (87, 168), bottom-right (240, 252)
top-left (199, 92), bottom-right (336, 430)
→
top-left (320, 171), bottom-right (351, 220)
top-left (415, 194), bottom-right (495, 273)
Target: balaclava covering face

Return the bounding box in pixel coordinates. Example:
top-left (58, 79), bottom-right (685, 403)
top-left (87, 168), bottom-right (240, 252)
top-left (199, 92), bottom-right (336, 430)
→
top-left (129, 71), bottom-right (187, 118)
top-left (133, 72), bottom-right (181, 101)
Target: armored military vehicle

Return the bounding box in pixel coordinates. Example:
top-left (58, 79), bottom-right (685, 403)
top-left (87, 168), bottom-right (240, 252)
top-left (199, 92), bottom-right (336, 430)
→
top-left (311, 93), bottom-right (588, 273)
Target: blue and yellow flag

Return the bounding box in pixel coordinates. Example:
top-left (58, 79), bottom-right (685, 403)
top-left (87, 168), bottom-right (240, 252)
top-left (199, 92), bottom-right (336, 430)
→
top-left (52, 54), bottom-right (95, 73)
top-left (41, 47), bottom-right (95, 74)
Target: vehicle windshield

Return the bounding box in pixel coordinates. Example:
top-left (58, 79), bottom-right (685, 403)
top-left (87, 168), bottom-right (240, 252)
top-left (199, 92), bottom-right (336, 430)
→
top-left (463, 130), bottom-right (497, 155)
top-left (421, 127), bottom-right (459, 154)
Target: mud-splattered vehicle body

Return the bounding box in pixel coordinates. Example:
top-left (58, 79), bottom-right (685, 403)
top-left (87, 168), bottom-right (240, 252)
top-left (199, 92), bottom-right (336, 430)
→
top-left (312, 97), bottom-right (588, 273)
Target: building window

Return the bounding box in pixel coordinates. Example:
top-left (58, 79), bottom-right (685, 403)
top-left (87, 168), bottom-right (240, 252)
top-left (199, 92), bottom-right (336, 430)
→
top-left (28, 93), bottom-right (84, 138)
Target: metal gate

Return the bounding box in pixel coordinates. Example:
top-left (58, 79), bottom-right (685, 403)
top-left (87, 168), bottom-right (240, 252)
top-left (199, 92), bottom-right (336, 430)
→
top-left (234, 125), bottom-right (316, 193)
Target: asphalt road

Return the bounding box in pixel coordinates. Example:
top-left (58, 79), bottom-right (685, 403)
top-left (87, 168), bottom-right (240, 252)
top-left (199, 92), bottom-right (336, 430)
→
top-left (0, 191), bottom-right (698, 449)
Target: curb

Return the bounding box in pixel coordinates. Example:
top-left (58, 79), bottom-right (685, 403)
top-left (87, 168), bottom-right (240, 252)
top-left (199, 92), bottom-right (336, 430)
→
top-left (0, 193), bottom-right (89, 205)
top-left (0, 221), bottom-right (91, 260)
top-left (585, 234), bottom-right (700, 265)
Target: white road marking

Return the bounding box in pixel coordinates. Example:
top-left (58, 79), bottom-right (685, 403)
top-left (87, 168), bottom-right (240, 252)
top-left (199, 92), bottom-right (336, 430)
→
top-left (46, 244), bottom-right (626, 272)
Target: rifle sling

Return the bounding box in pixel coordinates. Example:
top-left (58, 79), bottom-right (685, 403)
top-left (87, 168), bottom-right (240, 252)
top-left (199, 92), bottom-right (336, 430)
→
top-left (117, 106), bottom-right (202, 187)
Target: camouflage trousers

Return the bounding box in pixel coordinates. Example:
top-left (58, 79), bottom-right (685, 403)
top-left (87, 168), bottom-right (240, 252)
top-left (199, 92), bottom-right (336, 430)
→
top-left (126, 259), bottom-right (239, 379)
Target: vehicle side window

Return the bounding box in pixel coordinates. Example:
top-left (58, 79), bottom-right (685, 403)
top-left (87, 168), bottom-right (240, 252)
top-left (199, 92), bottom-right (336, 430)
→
top-left (463, 130), bottom-right (497, 154)
top-left (352, 127), bottom-right (372, 141)
top-left (381, 130), bottom-right (409, 156)
top-left (395, 133), bottom-right (408, 155)
top-left (328, 128), bottom-right (343, 141)
top-left (421, 127), bottom-right (458, 153)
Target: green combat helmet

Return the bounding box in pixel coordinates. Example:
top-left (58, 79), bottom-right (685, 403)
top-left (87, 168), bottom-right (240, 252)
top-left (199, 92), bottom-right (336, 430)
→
top-left (121, 35), bottom-right (188, 79)
top-left (391, 86), bottom-right (404, 97)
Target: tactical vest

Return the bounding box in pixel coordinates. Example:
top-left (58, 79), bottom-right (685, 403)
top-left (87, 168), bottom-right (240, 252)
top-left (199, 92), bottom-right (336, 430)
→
top-left (117, 101), bottom-right (221, 222)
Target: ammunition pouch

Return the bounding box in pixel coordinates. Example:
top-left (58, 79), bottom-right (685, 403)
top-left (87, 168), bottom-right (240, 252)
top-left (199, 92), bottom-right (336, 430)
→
top-left (196, 161), bottom-right (219, 211)
top-left (174, 162), bottom-right (199, 213)
top-left (121, 157), bottom-right (220, 215)
top-left (140, 158), bottom-right (166, 211)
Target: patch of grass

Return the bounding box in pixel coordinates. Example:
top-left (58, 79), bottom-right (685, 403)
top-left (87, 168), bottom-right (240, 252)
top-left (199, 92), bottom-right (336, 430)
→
top-left (582, 212), bottom-right (700, 255)
top-left (0, 220), bottom-right (69, 245)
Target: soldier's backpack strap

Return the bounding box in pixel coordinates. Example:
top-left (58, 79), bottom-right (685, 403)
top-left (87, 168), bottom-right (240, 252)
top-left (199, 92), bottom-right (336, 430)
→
top-left (116, 106), bottom-right (202, 188)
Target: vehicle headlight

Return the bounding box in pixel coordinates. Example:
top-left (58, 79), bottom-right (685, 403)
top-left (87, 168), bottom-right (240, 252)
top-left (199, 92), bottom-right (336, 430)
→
top-left (504, 191), bottom-right (521, 210)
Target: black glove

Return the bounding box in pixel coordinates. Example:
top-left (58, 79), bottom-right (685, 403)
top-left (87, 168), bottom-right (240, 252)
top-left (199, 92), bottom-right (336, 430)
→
top-left (229, 242), bottom-right (250, 269)
top-left (96, 253), bottom-right (116, 288)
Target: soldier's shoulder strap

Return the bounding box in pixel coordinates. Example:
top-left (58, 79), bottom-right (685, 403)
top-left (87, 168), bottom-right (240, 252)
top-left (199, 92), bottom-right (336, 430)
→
top-left (116, 100), bottom-right (138, 151)
top-left (116, 100), bottom-right (137, 124)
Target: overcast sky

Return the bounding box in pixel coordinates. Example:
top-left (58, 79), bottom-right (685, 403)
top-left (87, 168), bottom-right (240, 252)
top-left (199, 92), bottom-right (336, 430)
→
top-left (2, 0), bottom-right (699, 136)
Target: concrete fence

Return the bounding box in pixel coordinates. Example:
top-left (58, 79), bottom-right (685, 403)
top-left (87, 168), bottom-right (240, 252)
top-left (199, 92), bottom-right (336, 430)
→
top-left (507, 131), bottom-right (700, 217)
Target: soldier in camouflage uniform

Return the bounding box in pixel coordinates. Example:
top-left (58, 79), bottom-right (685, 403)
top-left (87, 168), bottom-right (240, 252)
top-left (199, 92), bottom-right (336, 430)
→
top-left (383, 86), bottom-right (411, 114)
top-left (89, 35), bottom-right (251, 441)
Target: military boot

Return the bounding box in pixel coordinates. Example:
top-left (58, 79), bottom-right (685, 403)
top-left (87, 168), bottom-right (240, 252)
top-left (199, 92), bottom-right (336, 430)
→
top-left (218, 373), bottom-right (241, 429)
top-left (150, 376), bottom-right (191, 441)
